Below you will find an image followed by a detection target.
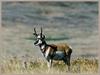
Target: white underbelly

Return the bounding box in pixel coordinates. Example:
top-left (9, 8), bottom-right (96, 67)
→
top-left (53, 51), bottom-right (65, 60)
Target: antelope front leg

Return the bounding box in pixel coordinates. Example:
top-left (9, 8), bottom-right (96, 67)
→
top-left (47, 59), bottom-right (52, 70)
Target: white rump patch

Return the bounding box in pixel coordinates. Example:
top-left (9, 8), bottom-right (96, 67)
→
top-left (69, 45), bottom-right (72, 49)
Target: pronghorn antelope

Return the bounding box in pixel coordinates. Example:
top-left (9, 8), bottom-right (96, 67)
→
top-left (33, 27), bottom-right (72, 71)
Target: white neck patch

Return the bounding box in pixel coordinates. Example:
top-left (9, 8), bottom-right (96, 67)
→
top-left (45, 47), bottom-right (50, 58)
top-left (41, 45), bottom-right (45, 50)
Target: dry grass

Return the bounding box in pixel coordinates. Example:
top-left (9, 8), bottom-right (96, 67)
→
top-left (0, 56), bottom-right (98, 74)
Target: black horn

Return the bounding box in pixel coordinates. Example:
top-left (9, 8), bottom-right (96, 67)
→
top-left (33, 28), bottom-right (37, 36)
top-left (40, 27), bottom-right (42, 37)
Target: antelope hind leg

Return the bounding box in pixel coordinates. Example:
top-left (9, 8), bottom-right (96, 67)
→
top-left (63, 55), bottom-right (71, 72)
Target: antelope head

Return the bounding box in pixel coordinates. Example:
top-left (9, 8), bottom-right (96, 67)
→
top-left (33, 27), bottom-right (45, 46)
